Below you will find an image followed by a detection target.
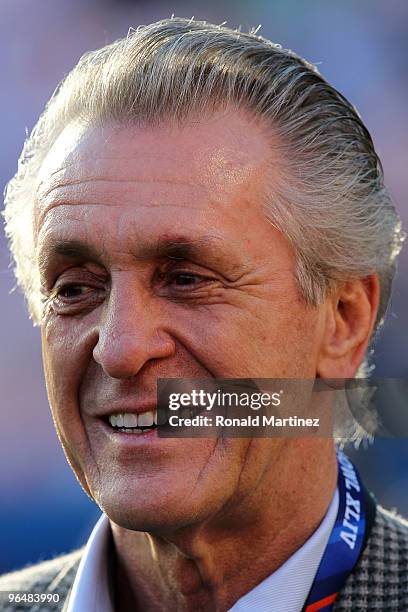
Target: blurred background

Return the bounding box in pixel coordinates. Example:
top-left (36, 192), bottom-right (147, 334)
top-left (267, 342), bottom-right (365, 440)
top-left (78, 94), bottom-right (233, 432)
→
top-left (1, 0), bottom-right (407, 574)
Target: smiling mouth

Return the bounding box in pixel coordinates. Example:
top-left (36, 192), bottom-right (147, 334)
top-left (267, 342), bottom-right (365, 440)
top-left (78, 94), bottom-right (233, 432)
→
top-left (104, 403), bottom-right (208, 435)
top-left (104, 410), bottom-right (158, 434)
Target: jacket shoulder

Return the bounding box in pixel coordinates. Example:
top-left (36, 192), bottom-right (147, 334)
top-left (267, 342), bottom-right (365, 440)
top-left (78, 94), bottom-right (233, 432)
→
top-left (334, 505), bottom-right (408, 611)
top-left (0, 549), bottom-right (82, 611)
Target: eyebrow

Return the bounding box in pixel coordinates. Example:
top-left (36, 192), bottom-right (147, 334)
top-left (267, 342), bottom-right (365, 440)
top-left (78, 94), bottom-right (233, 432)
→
top-left (142, 236), bottom-right (225, 262)
top-left (52, 240), bottom-right (101, 262)
top-left (46, 235), bottom-right (228, 265)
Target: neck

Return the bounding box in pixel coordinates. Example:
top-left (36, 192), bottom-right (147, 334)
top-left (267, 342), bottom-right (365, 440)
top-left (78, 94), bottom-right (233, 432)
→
top-left (111, 440), bottom-right (338, 612)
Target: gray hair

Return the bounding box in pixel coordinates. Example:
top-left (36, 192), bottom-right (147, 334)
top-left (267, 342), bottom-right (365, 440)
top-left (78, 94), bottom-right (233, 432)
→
top-left (3, 17), bottom-right (404, 340)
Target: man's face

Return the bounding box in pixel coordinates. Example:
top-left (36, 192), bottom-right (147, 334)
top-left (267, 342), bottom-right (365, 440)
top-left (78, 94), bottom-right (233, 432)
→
top-left (36, 111), bottom-right (327, 530)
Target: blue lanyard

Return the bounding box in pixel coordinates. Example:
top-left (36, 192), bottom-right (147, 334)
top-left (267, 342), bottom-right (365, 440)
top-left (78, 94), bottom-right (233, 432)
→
top-left (303, 450), bottom-right (369, 612)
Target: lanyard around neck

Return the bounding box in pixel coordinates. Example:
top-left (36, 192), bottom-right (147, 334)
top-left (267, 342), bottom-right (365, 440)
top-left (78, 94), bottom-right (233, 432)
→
top-left (303, 450), bottom-right (374, 612)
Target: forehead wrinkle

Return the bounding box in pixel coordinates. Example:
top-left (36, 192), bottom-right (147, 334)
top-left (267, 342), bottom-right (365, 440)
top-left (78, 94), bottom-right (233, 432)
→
top-left (37, 175), bottom-right (203, 206)
top-left (36, 199), bottom-right (213, 239)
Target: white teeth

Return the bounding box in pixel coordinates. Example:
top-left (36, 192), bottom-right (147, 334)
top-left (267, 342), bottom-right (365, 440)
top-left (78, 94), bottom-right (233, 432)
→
top-left (108, 411), bottom-right (157, 429)
top-left (116, 427), bottom-right (144, 434)
top-left (123, 413), bottom-right (138, 428)
top-left (138, 411), bottom-right (154, 427)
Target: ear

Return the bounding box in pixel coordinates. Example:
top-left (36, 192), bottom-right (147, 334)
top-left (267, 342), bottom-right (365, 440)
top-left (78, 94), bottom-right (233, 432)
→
top-left (317, 274), bottom-right (380, 378)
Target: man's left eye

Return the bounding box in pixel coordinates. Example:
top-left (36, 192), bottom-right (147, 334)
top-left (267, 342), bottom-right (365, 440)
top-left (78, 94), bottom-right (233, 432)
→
top-left (172, 273), bottom-right (202, 286)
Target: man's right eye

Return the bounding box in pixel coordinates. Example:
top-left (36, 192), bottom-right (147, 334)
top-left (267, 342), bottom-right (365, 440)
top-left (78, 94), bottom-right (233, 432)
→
top-left (48, 282), bottom-right (105, 315)
top-left (56, 284), bottom-right (92, 299)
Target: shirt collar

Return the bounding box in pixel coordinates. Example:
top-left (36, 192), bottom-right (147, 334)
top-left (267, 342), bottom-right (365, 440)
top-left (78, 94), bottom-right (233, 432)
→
top-left (66, 513), bottom-right (114, 612)
top-left (67, 488), bottom-right (339, 612)
top-left (230, 487), bottom-right (339, 611)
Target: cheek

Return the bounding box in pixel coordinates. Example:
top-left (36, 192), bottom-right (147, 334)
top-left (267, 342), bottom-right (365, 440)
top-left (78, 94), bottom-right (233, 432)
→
top-left (42, 315), bottom-right (96, 405)
top-left (41, 314), bottom-right (98, 476)
top-left (166, 298), bottom-right (321, 378)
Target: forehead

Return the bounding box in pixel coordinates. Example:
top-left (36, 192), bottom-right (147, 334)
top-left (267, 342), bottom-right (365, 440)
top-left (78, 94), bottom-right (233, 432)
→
top-left (36, 110), bottom-right (275, 208)
top-left (34, 111), bottom-right (285, 265)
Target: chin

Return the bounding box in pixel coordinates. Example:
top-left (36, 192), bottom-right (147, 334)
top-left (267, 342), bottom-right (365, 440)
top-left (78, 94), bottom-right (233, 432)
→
top-left (94, 482), bottom-right (218, 533)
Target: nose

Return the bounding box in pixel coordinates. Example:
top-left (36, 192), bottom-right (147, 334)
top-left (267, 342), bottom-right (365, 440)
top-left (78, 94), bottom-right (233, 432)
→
top-left (93, 280), bottom-right (176, 379)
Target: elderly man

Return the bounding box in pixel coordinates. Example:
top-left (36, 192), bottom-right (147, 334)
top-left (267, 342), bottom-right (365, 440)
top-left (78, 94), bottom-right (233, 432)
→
top-left (1, 16), bottom-right (407, 612)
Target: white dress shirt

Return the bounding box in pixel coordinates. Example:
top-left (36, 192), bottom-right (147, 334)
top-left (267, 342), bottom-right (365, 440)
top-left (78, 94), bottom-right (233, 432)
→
top-left (66, 488), bottom-right (339, 612)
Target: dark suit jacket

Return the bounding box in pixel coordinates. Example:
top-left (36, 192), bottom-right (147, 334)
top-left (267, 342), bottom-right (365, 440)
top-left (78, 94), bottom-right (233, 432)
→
top-left (1, 504), bottom-right (407, 611)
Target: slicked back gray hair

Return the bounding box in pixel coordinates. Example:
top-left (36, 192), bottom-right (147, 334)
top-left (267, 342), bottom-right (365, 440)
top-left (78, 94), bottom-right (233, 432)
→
top-left (3, 17), bottom-right (404, 336)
